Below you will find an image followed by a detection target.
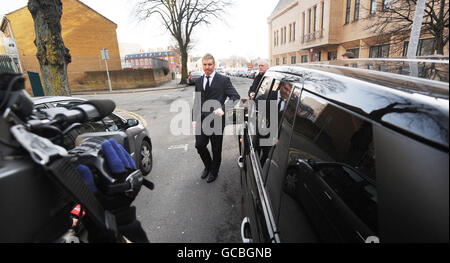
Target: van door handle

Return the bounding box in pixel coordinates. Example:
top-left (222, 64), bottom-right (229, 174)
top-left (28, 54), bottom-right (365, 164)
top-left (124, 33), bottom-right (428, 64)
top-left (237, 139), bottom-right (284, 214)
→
top-left (241, 217), bottom-right (253, 243)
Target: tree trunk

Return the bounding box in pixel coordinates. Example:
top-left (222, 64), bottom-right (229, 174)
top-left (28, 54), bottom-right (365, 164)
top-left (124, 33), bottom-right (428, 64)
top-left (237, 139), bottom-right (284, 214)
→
top-left (28, 0), bottom-right (71, 96)
top-left (435, 34), bottom-right (445, 55)
top-left (180, 47), bottom-right (188, 85)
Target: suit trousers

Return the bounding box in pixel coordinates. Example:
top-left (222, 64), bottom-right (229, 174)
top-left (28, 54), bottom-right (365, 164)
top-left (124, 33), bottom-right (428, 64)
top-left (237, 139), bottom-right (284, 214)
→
top-left (195, 114), bottom-right (225, 175)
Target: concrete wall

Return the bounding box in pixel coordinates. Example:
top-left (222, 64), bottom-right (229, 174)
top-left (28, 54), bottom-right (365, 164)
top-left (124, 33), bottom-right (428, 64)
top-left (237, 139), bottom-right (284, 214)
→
top-left (70, 68), bottom-right (171, 92)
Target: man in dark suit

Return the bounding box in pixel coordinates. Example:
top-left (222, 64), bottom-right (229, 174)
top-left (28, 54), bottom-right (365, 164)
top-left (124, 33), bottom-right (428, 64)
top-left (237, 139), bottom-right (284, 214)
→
top-left (248, 61), bottom-right (269, 100)
top-left (192, 54), bottom-right (241, 183)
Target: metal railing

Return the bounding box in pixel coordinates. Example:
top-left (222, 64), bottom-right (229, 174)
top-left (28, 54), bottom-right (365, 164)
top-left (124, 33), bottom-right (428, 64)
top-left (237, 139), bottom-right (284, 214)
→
top-left (301, 29), bottom-right (324, 43)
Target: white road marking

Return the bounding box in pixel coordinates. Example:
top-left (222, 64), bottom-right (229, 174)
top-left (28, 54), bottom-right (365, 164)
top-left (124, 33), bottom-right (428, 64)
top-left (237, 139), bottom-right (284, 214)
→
top-left (168, 144), bottom-right (189, 152)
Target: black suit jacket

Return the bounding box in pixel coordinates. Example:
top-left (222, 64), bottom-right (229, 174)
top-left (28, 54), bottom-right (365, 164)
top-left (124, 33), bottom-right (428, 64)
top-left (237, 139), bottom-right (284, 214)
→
top-left (192, 73), bottom-right (240, 122)
top-left (248, 73), bottom-right (264, 97)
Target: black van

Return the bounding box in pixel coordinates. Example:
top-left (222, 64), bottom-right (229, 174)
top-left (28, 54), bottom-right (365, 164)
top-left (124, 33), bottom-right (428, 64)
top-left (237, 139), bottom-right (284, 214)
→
top-left (233, 59), bottom-right (449, 243)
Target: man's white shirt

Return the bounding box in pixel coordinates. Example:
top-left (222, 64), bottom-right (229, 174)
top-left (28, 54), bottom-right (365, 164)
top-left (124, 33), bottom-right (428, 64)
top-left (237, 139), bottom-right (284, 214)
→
top-left (277, 91), bottom-right (286, 112)
top-left (203, 71), bottom-right (216, 91)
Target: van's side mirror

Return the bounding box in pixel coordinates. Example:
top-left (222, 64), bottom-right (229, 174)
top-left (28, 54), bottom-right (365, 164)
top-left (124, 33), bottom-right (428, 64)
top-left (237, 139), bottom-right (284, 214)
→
top-left (127, 119), bottom-right (139, 127)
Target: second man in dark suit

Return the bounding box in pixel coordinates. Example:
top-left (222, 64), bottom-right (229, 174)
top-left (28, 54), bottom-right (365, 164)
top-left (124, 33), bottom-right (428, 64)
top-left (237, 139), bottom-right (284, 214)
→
top-left (248, 61), bottom-right (269, 100)
top-left (192, 53), bottom-right (241, 183)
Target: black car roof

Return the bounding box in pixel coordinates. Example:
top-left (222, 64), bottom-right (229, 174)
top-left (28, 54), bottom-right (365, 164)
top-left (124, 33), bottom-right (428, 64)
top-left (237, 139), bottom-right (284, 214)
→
top-left (271, 59), bottom-right (449, 98)
top-left (267, 59), bottom-right (449, 151)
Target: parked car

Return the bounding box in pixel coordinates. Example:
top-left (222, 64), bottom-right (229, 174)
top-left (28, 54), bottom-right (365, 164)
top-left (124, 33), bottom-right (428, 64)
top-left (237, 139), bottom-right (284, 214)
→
top-left (188, 71), bottom-right (203, 85)
top-left (248, 69), bottom-right (258, 79)
top-left (231, 58), bottom-right (449, 243)
top-left (216, 67), bottom-right (225, 74)
top-left (237, 68), bottom-right (248, 78)
top-left (33, 96), bottom-right (153, 176)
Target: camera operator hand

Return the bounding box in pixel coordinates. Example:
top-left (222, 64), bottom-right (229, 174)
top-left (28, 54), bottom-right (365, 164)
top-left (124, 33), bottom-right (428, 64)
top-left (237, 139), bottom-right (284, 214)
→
top-left (75, 138), bottom-right (149, 243)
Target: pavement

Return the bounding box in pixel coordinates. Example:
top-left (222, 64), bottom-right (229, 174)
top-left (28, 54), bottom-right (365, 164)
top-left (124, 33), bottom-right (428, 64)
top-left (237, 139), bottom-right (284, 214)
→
top-left (72, 78), bottom-right (190, 95)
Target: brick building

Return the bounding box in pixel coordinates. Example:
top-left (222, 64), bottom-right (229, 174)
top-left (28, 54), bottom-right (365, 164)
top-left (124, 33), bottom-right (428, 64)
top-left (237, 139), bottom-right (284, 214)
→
top-left (1, 0), bottom-right (122, 89)
top-left (124, 50), bottom-right (181, 73)
top-left (268, 0), bottom-right (449, 66)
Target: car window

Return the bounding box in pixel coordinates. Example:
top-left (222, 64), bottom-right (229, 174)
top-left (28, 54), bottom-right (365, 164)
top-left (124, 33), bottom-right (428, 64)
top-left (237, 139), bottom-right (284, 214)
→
top-left (256, 77), bottom-right (272, 98)
top-left (103, 114), bottom-right (125, 131)
top-left (317, 165), bottom-right (378, 233)
top-left (34, 103), bottom-right (48, 110)
top-left (277, 90), bottom-right (378, 242)
top-left (264, 86), bottom-right (300, 227)
top-left (77, 120), bottom-right (107, 133)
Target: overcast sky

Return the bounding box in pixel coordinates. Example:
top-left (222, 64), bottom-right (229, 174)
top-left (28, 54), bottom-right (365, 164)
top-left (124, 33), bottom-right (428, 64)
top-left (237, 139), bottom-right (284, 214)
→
top-left (0, 0), bottom-right (277, 59)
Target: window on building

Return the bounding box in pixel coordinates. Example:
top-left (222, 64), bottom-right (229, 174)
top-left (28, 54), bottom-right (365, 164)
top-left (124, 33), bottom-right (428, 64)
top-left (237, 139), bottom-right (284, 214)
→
top-left (277, 30), bottom-right (280, 45)
top-left (370, 0), bottom-right (377, 15)
top-left (291, 56), bottom-right (297, 64)
top-left (276, 58), bottom-right (280, 65)
top-left (301, 55), bottom-right (308, 63)
top-left (369, 44), bottom-right (390, 58)
top-left (354, 0), bottom-right (360, 21)
top-left (135, 59), bottom-right (139, 66)
top-left (145, 59), bottom-right (149, 65)
top-left (281, 28), bottom-right (283, 44)
top-left (403, 38), bottom-right (435, 57)
top-left (284, 26), bottom-right (287, 43)
top-left (382, 0), bottom-right (390, 11)
top-left (311, 51), bottom-right (321, 62)
top-left (308, 9), bottom-right (312, 34)
top-left (302, 12), bottom-right (306, 39)
top-left (345, 0), bottom-right (351, 24)
top-left (347, 48), bottom-right (360, 58)
top-left (321, 1), bottom-right (325, 30)
top-left (293, 22), bottom-right (296, 41)
top-left (328, 51), bottom-right (337, 60)
top-left (283, 57), bottom-right (287, 64)
top-left (274, 31), bottom-right (277, 46)
top-left (289, 24), bottom-right (292, 42)
top-left (313, 6), bottom-right (317, 32)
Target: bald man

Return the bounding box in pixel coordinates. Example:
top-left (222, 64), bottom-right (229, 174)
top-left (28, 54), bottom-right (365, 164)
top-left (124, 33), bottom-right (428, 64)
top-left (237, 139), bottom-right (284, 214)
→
top-left (248, 61), bottom-right (269, 100)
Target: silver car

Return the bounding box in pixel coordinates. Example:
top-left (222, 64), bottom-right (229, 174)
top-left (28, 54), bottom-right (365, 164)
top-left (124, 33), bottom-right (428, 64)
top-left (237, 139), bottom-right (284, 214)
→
top-left (33, 96), bottom-right (153, 176)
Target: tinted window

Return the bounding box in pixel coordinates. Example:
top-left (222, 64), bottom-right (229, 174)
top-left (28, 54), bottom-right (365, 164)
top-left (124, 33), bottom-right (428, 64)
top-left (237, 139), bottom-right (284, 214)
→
top-left (318, 165), bottom-right (378, 233)
top-left (256, 77), bottom-right (272, 98)
top-left (278, 90), bottom-right (378, 242)
top-left (294, 92), bottom-right (376, 177)
top-left (265, 85), bottom-right (299, 230)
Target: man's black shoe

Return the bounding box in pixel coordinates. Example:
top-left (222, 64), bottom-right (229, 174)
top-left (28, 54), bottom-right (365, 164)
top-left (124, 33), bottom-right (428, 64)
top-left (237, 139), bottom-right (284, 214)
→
top-left (201, 168), bottom-right (209, 179)
top-left (206, 173), bottom-right (218, 183)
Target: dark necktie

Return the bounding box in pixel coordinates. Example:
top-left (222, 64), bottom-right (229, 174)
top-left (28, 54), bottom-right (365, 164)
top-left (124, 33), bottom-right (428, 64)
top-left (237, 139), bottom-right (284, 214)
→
top-left (278, 98), bottom-right (283, 112)
top-left (205, 76), bottom-right (210, 91)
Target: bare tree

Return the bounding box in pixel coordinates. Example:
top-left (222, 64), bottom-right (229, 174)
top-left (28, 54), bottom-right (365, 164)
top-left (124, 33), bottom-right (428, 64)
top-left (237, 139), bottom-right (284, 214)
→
top-left (364, 0), bottom-right (449, 55)
top-left (136, 0), bottom-right (231, 84)
top-left (28, 0), bottom-right (71, 96)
